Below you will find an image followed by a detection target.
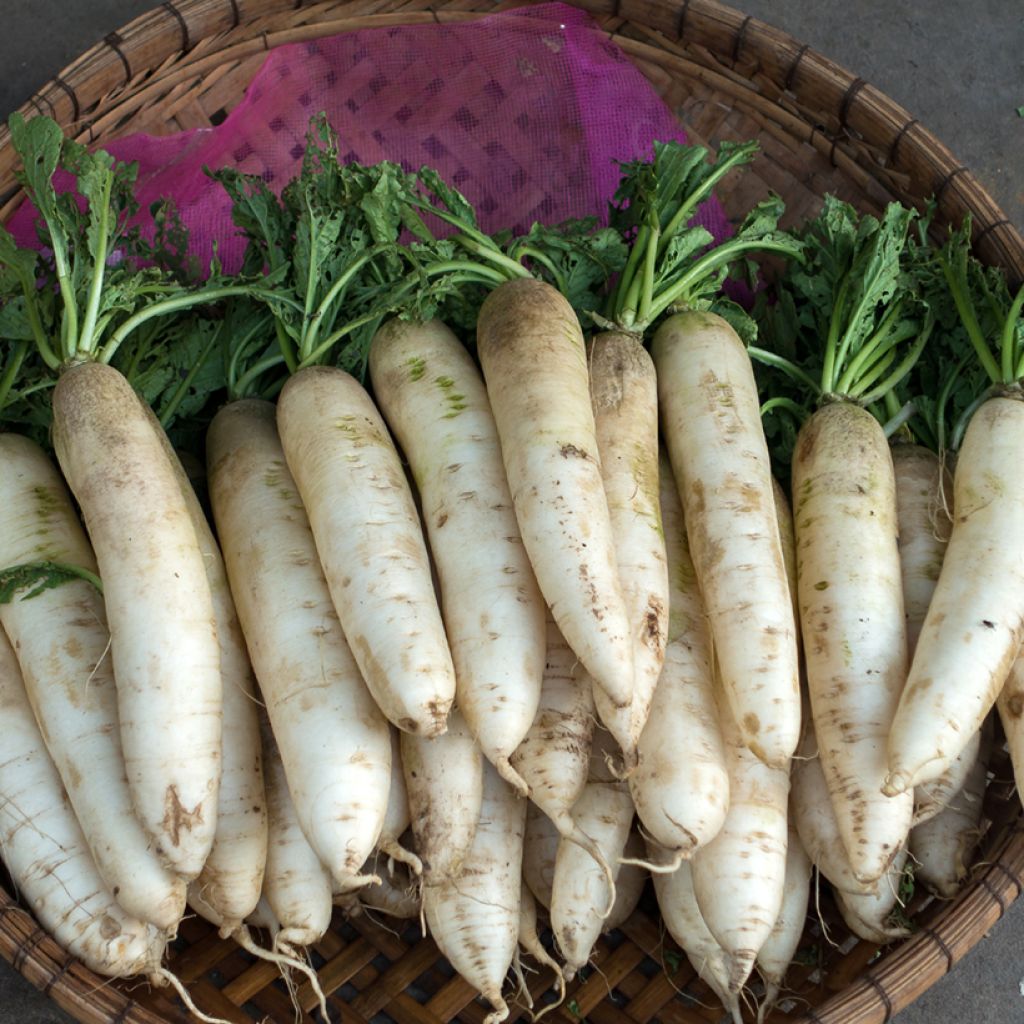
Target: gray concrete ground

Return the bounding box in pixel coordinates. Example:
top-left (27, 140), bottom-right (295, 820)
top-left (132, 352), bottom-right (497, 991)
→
top-left (0, 2), bottom-right (1022, 1023)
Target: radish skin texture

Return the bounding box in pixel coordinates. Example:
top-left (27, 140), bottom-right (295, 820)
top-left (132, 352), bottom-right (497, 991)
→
top-left (588, 331), bottom-right (668, 771)
top-left (691, 683), bottom-right (789, 993)
top-left (998, 650), bottom-right (1024, 809)
top-left (510, 615), bottom-right (596, 843)
top-left (892, 444), bottom-right (953, 658)
top-left (260, 717), bottom-right (333, 952)
top-left (756, 824), bottom-right (812, 1023)
top-left (910, 729), bottom-right (988, 898)
top-left (605, 830), bottom-right (646, 932)
top-left (0, 435), bottom-right (185, 933)
top-left (476, 278), bottom-right (635, 710)
top-left (159, 429), bottom-right (267, 936)
top-left (833, 846), bottom-right (910, 944)
top-left (52, 361), bottom-right (221, 880)
top-left (887, 397), bottom-right (1024, 794)
top-left (401, 706), bottom-right (483, 883)
top-left (207, 399), bottom-right (390, 894)
top-left (517, 883), bottom-right (565, 1008)
top-left (793, 401), bottom-right (913, 883)
top-left (550, 779), bottom-right (634, 979)
top-left (650, 850), bottom-right (741, 1024)
top-left (423, 759), bottom-right (526, 1024)
top-left (369, 318), bottom-right (545, 791)
top-left (276, 365), bottom-right (455, 736)
top-left (629, 453), bottom-right (727, 861)
top-left (0, 626), bottom-right (165, 979)
top-left (790, 713), bottom-right (874, 897)
top-left (913, 728), bottom-right (982, 827)
top-left (653, 311), bottom-right (800, 768)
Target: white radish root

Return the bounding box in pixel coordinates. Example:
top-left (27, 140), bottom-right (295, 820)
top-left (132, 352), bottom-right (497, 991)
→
top-left (207, 398), bottom-right (390, 894)
top-left (401, 705), bottom-right (483, 883)
top-left (653, 310), bottom-right (800, 767)
top-left (793, 401), bottom-right (913, 884)
top-left (369, 317), bottom-right (546, 792)
top-left (423, 759), bottom-right (526, 1024)
top-left (0, 433), bottom-right (185, 933)
top-left (379, 726), bottom-right (422, 876)
top-left (523, 799), bottom-right (561, 910)
top-left (476, 277), bottom-right (635, 711)
top-left (588, 331), bottom-right (668, 773)
top-left (277, 364), bottom-right (456, 736)
top-left (52, 361), bottom-right (222, 880)
top-left (628, 452), bottom-right (728, 866)
top-left (833, 847), bottom-right (911, 944)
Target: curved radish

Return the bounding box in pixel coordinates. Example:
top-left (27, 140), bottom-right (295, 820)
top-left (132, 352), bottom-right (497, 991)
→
top-left (887, 398), bottom-right (1024, 794)
top-left (793, 401), bottom-right (913, 883)
top-left (510, 615), bottom-right (599, 861)
top-left (423, 759), bottom-right (525, 1024)
top-left (691, 681), bottom-right (789, 993)
top-left (52, 361), bottom-right (221, 879)
top-left (0, 434), bottom-right (185, 933)
top-left (756, 824), bottom-right (811, 1023)
top-left (157, 428), bottom-right (267, 937)
top-left (516, 883), bottom-right (565, 1011)
top-left (650, 850), bottom-right (741, 1024)
top-left (892, 443), bottom-right (952, 658)
top-left (476, 278), bottom-right (635, 710)
top-left (833, 847), bottom-right (911, 944)
top-left (588, 331), bottom-right (668, 771)
top-left (369, 317), bottom-right (546, 791)
top-left (550, 777), bottom-right (634, 979)
top-left (379, 726), bottom-right (422, 875)
top-left (207, 398), bottom-right (390, 893)
top-left (913, 728), bottom-right (982, 827)
top-left (277, 364), bottom-right (456, 736)
top-left (628, 453), bottom-right (727, 865)
top-left (401, 706), bottom-right (483, 883)
top-left (652, 310), bottom-right (800, 767)
top-left (0, 625), bottom-right (166, 980)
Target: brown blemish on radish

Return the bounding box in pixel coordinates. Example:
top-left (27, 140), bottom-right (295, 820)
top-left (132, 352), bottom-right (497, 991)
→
top-left (162, 784), bottom-right (204, 847)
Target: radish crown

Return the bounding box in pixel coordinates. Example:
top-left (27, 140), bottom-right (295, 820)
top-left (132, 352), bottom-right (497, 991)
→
top-left (752, 196), bottom-right (933, 464)
top-left (600, 140), bottom-right (801, 337)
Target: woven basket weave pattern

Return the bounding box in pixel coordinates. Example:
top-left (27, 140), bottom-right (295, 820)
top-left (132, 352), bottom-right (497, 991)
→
top-left (1, 2), bottom-right (1023, 1023)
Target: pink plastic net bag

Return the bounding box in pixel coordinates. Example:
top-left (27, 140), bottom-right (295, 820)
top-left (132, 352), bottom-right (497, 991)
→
top-left (12, 2), bottom-right (730, 271)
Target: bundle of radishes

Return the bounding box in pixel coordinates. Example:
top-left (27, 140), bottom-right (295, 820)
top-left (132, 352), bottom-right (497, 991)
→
top-left (0, 110), bottom-right (1017, 1024)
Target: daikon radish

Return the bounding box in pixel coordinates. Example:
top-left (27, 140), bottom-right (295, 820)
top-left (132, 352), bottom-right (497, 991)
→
top-left (756, 825), bottom-right (812, 1022)
top-left (653, 311), bottom-right (800, 767)
top-left (913, 728), bottom-right (983, 827)
top-left (833, 847), bottom-right (911, 944)
top-left (379, 726), bottom-right (421, 875)
top-left (588, 331), bottom-right (668, 771)
top-left (53, 362), bottom-right (221, 878)
top-left (516, 883), bottom-right (565, 1012)
top-left (793, 401), bottom-right (913, 883)
top-left (369, 318), bottom-right (545, 791)
top-left (0, 625), bottom-right (166, 979)
top-left (605, 830), bottom-right (647, 932)
top-left (910, 727), bottom-right (989, 898)
top-left (510, 616), bottom-right (602, 869)
top-left (691, 682), bottom-right (789, 993)
top-left (476, 277), bottom-right (635, 710)
top-left (0, 434), bottom-right (185, 932)
top-left (628, 453), bottom-right (727, 866)
top-left (423, 760), bottom-right (526, 1024)
top-left (523, 799), bottom-right (561, 910)
top-left (277, 364), bottom-right (456, 736)
top-left (650, 849), bottom-right (741, 1024)
top-left (549, 776), bottom-right (634, 980)
top-left (207, 398), bottom-right (390, 893)
top-left (401, 706), bottom-right (483, 883)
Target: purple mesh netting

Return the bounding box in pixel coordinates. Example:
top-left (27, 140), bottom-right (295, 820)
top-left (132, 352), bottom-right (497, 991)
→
top-left (11, 3), bottom-right (730, 271)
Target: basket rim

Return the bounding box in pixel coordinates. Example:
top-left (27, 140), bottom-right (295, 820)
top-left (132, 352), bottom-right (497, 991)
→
top-left (0, 2), bottom-right (1022, 1024)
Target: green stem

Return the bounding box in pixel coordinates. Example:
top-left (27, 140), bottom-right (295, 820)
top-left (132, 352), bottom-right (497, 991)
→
top-left (747, 347), bottom-right (822, 395)
top-left (881, 400), bottom-right (918, 439)
top-left (1002, 281), bottom-right (1024, 382)
top-left (75, 174), bottom-right (114, 360)
top-left (856, 316), bottom-right (932, 407)
top-left (0, 341), bottom-right (28, 413)
top-left (234, 352), bottom-right (287, 399)
top-left (648, 237), bottom-right (800, 324)
top-left (158, 329), bottom-right (220, 428)
top-left (760, 395), bottom-right (809, 423)
top-left (99, 285), bottom-right (263, 364)
top-left (940, 255), bottom-right (1001, 383)
top-left (607, 223), bottom-right (651, 322)
top-left (834, 301), bottom-right (908, 394)
top-left (449, 232), bottom-right (530, 280)
top-left (950, 390), bottom-right (992, 452)
top-left (847, 348), bottom-right (897, 400)
top-left (820, 274), bottom-right (851, 395)
top-left (638, 221), bottom-right (660, 326)
top-left (509, 244), bottom-right (565, 294)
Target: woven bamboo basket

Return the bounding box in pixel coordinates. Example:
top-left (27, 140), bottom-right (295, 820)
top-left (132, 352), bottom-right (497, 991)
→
top-left (1, 2), bottom-right (1023, 1023)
